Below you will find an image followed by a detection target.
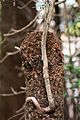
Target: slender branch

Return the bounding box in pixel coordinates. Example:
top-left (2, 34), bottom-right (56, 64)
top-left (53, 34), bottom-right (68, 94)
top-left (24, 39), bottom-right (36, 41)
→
top-left (17, 0), bottom-right (36, 9)
top-left (63, 3), bottom-right (75, 119)
top-left (16, 104), bottom-right (25, 113)
top-left (19, 115), bottom-right (25, 120)
top-left (41, 0), bottom-right (55, 110)
top-left (4, 16), bottom-right (37, 37)
top-left (0, 46), bottom-right (21, 64)
top-left (63, 2), bottom-right (71, 58)
top-left (71, 48), bottom-right (80, 58)
top-left (0, 29), bottom-right (13, 45)
top-left (0, 91), bottom-right (25, 97)
top-left (10, 87), bottom-right (18, 95)
top-left (8, 112), bottom-right (24, 120)
top-left (18, 0), bottom-right (65, 10)
top-left (26, 97), bottom-right (51, 113)
top-left (0, 30), bottom-right (26, 45)
top-left (20, 86), bottom-right (26, 90)
top-left (55, 0), bottom-right (66, 6)
top-left (25, 94), bottom-right (63, 113)
top-left (15, 46), bottom-right (21, 52)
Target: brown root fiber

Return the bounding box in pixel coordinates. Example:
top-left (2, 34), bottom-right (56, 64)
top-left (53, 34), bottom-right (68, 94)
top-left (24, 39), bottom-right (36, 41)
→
top-left (20, 32), bottom-right (64, 120)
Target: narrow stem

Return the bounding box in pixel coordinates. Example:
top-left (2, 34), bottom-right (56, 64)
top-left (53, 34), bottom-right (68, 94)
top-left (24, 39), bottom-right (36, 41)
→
top-left (41, 0), bottom-right (55, 109)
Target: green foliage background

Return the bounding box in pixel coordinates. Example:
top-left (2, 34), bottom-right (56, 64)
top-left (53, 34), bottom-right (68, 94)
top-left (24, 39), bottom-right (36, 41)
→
top-left (68, 12), bottom-right (80, 36)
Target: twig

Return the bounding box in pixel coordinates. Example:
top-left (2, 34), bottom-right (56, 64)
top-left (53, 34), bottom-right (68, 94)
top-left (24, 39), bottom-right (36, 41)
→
top-left (25, 94), bottom-right (63, 113)
top-left (26, 97), bottom-right (51, 113)
top-left (4, 16), bottom-right (37, 37)
top-left (0, 46), bottom-right (21, 64)
top-left (41, 0), bottom-right (55, 110)
top-left (15, 46), bottom-right (21, 52)
top-left (19, 114), bottom-right (25, 120)
top-left (55, 0), bottom-right (66, 6)
top-left (8, 112), bottom-right (24, 120)
top-left (0, 29), bottom-right (13, 45)
top-left (17, 0), bottom-right (36, 9)
top-left (63, 2), bottom-right (71, 58)
top-left (18, 0), bottom-right (65, 10)
top-left (71, 48), bottom-right (80, 58)
top-left (0, 30), bottom-right (26, 45)
top-left (0, 91), bottom-right (25, 97)
top-left (20, 86), bottom-right (26, 90)
top-left (63, 2), bottom-right (75, 119)
top-left (10, 87), bottom-right (18, 95)
top-left (16, 104), bottom-right (25, 113)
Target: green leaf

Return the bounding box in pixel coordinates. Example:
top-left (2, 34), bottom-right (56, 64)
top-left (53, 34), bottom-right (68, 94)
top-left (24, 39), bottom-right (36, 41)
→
top-left (77, 79), bottom-right (80, 88)
top-left (63, 92), bottom-right (67, 97)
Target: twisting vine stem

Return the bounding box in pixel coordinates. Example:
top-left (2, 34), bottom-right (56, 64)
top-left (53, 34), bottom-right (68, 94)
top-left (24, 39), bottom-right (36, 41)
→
top-left (41, 0), bottom-right (56, 110)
